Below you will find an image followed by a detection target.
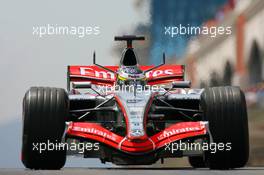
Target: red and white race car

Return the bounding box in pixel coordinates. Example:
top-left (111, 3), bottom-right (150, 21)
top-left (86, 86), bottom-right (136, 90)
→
top-left (21, 35), bottom-right (249, 170)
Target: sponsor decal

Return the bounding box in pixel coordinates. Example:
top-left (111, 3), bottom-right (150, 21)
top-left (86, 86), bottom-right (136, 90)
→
top-left (72, 126), bottom-right (117, 141)
top-left (79, 67), bottom-right (115, 79)
top-left (126, 99), bottom-right (143, 103)
top-left (77, 67), bottom-right (175, 79)
top-left (157, 126), bottom-right (203, 141)
top-left (145, 69), bottom-right (173, 78)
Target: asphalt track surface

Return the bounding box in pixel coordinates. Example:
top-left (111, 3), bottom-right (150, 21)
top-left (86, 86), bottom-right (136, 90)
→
top-left (1, 167), bottom-right (264, 175)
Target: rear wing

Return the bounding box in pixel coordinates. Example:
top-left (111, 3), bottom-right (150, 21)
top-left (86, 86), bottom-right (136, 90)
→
top-left (67, 65), bottom-right (185, 90)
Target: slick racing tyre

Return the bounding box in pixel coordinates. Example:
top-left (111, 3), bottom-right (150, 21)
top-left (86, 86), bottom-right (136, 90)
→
top-left (188, 156), bottom-right (206, 168)
top-left (201, 86), bottom-right (249, 169)
top-left (22, 87), bottom-right (68, 169)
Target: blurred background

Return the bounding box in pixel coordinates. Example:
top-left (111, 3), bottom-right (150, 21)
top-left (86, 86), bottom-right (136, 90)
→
top-left (0, 0), bottom-right (263, 168)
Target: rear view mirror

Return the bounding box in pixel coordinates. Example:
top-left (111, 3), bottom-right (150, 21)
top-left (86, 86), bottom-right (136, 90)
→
top-left (72, 81), bottom-right (92, 89)
top-left (172, 81), bottom-right (191, 88)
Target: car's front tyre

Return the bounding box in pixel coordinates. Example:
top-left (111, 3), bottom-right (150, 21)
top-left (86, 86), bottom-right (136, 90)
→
top-left (22, 87), bottom-right (68, 169)
top-left (201, 86), bottom-right (249, 169)
top-left (188, 156), bottom-right (207, 168)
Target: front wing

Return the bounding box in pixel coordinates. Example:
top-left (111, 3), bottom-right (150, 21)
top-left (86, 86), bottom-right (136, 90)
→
top-left (66, 121), bottom-right (208, 153)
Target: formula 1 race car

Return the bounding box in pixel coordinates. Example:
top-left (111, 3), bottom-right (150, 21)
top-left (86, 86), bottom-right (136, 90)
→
top-left (21, 35), bottom-right (249, 170)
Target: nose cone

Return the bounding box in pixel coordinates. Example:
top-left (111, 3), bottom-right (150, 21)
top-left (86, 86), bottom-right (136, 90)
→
top-left (115, 91), bottom-right (151, 141)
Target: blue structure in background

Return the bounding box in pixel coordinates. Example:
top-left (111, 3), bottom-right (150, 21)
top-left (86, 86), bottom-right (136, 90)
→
top-left (149, 0), bottom-right (227, 64)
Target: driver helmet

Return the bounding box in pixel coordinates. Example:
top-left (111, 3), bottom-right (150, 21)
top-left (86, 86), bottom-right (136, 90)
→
top-left (117, 65), bottom-right (146, 86)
